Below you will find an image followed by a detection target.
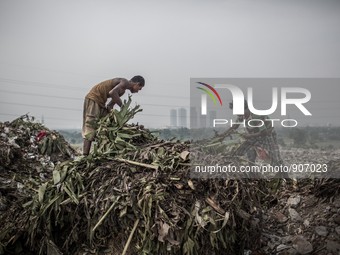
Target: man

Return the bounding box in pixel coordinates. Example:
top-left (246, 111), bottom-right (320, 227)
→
top-left (82, 76), bottom-right (145, 155)
top-left (220, 100), bottom-right (285, 174)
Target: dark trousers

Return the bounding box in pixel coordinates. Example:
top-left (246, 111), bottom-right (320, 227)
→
top-left (235, 132), bottom-right (288, 178)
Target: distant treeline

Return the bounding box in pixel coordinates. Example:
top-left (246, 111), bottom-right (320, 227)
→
top-left (276, 125), bottom-right (340, 149)
top-left (152, 126), bottom-right (340, 149)
top-left (57, 129), bottom-right (83, 145)
top-left (58, 126), bottom-right (340, 149)
top-left (150, 127), bottom-right (225, 142)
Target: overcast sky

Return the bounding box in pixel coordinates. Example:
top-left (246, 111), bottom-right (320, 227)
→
top-left (0, 0), bottom-right (339, 129)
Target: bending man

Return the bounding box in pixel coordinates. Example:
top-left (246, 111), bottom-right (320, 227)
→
top-left (82, 76), bottom-right (145, 155)
top-left (221, 100), bottom-right (287, 177)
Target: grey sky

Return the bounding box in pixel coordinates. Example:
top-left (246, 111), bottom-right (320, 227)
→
top-left (0, 0), bottom-right (339, 129)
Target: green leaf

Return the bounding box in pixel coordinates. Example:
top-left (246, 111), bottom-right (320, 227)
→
top-left (183, 237), bottom-right (195, 255)
top-left (38, 182), bottom-right (48, 203)
top-left (53, 170), bottom-right (61, 184)
top-left (119, 206), bottom-right (127, 217)
top-left (63, 184), bottom-right (79, 204)
top-left (85, 131), bottom-right (95, 140)
top-left (22, 201), bottom-right (33, 208)
top-left (40, 137), bottom-right (48, 154)
top-left (60, 165), bottom-right (68, 182)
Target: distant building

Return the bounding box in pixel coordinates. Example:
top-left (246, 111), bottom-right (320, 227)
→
top-left (178, 108), bottom-right (187, 128)
top-left (170, 109), bottom-right (177, 127)
top-left (200, 115), bottom-right (206, 128)
top-left (209, 111), bottom-right (217, 127)
top-left (190, 107), bottom-right (198, 128)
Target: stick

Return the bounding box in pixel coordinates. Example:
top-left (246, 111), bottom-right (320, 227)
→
top-left (178, 163), bottom-right (190, 166)
top-left (231, 181), bottom-right (239, 202)
top-left (115, 158), bottom-right (159, 170)
top-left (92, 200), bottom-right (118, 232)
top-left (122, 219), bottom-right (140, 255)
top-left (192, 142), bottom-right (222, 150)
top-left (234, 156), bottom-right (262, 167)
top-left (205, 197), bottom-right (225, 214)
top-left (236, 209), bottom-right (251, 221)
top-left (60, 192), bottom-right (87, 205)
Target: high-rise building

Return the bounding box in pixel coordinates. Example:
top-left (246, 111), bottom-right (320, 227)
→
top-left (200, 115), bottom-right (206, 128)
top-left (190, 107), bottom-right (198, 128)
top-left (178, 108), bottom-right (187, 128)
top-left (170, 109), bottom-right (177, 127)
top-left (209, 111), bottom-right (217, 127)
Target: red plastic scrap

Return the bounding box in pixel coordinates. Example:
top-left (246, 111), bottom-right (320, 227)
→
top-left (35, 131), bottom-right (49, 142)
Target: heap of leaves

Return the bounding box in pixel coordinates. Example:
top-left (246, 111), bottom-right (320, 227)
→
top-left (0, 116), bottom-right (81, 255)
top-left (85, 97), bottom-right (159, 156)
top-left (1, 99), bottom-right (265, 255)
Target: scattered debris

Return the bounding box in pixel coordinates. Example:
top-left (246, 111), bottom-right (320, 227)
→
top-left (1, 103), bottom-right (340, 255)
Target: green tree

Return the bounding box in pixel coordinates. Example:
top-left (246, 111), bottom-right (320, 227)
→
top-left (309, 129), bottom-right (319, 140)
top-left (289, 128), bottom-right (307, 145)
top-left (277, 137), bottom-right (286, 147)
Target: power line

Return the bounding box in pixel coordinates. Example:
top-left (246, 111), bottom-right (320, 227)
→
top-left (0, 114), bottom-right (168, 127)
top-left (2, 80), bottom-right (337, 103)
top-left (0, 113), bottom-right (80, 121)
top-left (0, 89), bottom-right (84, 100)
top-left (0, 77), bottom-right (189, 99)
top-left (0, 61), bottom-right (105, 78)
top-left (0, 89), bottom-right (190, 107)
top-left (0, 101), bottom-right (173, 117)
top-left (0, 101), bottom-right (82, 111)
top-left (0, 77), bottom-right (88, 91)
top-left (1, 112), bottom-right (338, 128)
top-left (0, 62), bottom-right (187, 87)
top-left (0, 113), bottom-right (172, 126)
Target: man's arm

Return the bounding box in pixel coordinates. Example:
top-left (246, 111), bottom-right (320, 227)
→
top-left (220, 115), bottom-right (243, 136)
top-left (220, 124), bottom-right (239, 136)
top-left (242, 129), bottom-right (268, 139)
top-left (106, 79), bottom-right (129, 111)
top-left (242, 115), bottom-right (268, 139)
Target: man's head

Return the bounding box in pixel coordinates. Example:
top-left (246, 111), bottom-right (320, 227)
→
top-left (130, 75), bottom-right (145, 93)
top-left (229, 99), bottom-right (249, 117)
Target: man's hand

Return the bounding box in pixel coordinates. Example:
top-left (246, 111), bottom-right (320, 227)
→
top-left (220, 125), bottom-right (239, 138)
top-left (242, 133), bottom-right (252, 139)
top-left (106, 105), bottom-right (114, 113)
top-left (108, 79), bottom-right (128, 108)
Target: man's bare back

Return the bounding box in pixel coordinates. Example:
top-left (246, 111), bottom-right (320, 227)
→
top-left (106, 77), bottom-right (144, 111)
top-left (82, 75), bottom-right (145, 155)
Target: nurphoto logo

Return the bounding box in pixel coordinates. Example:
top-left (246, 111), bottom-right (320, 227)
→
top-left (197, 82), bottom-right (312, 128)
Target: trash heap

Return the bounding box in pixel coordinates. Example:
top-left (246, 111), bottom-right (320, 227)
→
top-left (1, 101), bottom-right (267, 255)
top-left (0, 114), bottom-right (79, 169)
top-left (313, 158), bottom-right (340, 199)
top-left (0, 114), bottom-right (80, 254)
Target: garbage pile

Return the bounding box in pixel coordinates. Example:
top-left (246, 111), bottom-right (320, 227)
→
top-left (313, 159), bottom-right (340, 200)
top-left (0, 114), bottom-right (80, 254)
top-left (0, 114), bottom-right (79, 169)
top-left (0, 99), bottom-right (267, 255)
top-left (281, 147), bottom-right (340, 166)
top-left (261, 187), bottom-right (340, 254)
